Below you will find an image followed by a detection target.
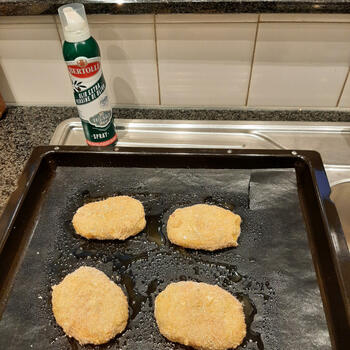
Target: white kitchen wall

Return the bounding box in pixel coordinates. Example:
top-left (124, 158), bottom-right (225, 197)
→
top-left (248, 21), bottom-right (350, 107)
top-left (0, 16), bottom-right (73, 105)
top-left (1, 13), bottom-right (350, 108)
top-left (156, 14), bottom-right (257, 106)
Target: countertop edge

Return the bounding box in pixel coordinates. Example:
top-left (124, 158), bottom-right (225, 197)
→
top-left (1, 1), bottom-right (350, 16)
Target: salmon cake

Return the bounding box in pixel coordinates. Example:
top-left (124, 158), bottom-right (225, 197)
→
top-left (167, 204), bottom-right (241, 251)
top-left (51, 266), bottom-right (128, 345)
top-left (155, 281), bottom-right (246, 350)
top-left (72, 195), bottom-right (146, 240)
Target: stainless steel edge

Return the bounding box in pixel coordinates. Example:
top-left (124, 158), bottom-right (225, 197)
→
top-left (50, 118), bottom-right (350, 170)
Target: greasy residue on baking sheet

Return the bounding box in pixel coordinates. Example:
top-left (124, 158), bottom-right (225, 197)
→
top-left (0, 168), bottom-right (331, 349)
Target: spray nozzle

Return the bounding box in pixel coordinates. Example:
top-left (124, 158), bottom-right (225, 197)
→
top-left (63, 7), bottom-right (85, 28)
top-left (58, 3), bottom-right (90, 43)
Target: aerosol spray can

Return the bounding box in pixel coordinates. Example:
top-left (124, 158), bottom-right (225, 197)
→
top-left (58, 3), bottom-right (117, 146)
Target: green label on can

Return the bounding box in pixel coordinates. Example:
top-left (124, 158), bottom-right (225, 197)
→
top-left (81, 113), bottom-right (117, 146)
top-left (74, 74), bottom-right (106, 105)
top-left (66, 56), bottom-right (117, 146)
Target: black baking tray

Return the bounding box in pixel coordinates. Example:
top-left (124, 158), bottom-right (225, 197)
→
top-left (0, 146), bottom-right (349, 350)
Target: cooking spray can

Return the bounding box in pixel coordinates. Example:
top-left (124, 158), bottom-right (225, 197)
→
top-left (58, 3), bottom-right (117, 146)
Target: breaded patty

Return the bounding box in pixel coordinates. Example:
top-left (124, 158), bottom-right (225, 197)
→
top-left (154, 281), bottom-right (246, 350)
top-left (51, 266), bottom-right (128, 345)
top-left (72, 195), bottom-right (146, 240)
top-left (167, 204), bottom-right (241, 251)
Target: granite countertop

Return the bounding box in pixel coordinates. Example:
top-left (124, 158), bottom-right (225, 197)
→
top-left (0, 105), bottom-right (349, 214)
top-left (1, 0), bottom-right (350, 16)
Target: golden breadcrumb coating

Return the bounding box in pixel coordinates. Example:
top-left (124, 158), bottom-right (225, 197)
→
top-left (155, 281), bottom-right (246, 350)
top-left (167, 204), bottom-right (241, 251)
top-left (72, 195), bottom-right (146, 240)
top-left (52, 266), bottom-right (128, 345)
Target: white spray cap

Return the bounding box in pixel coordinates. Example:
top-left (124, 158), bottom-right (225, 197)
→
top-left (58, 3), bottom-right (91, 43)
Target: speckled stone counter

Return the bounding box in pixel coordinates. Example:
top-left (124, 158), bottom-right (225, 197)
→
top-left (0, 105), bottom-right (349, 214)
top-left (0, 107), bottom-right (68, 214)
top-left (1, 0), bottom-right (350, 16)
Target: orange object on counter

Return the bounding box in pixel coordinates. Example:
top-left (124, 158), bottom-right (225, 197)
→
top-left (0, 93), bottom-right (6, 118)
